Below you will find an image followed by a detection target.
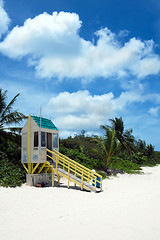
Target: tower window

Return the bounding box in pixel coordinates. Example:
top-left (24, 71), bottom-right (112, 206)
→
top-left (41, 132), bottom-right (46, 147)
top-left (34, 132), bottom-right (38, 147)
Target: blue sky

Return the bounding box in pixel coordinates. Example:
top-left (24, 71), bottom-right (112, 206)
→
top-left (0, 0), bottom-right (160, 149)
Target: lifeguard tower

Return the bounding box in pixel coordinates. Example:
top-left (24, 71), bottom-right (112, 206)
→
top-left (21, 115), bottom-right (102, 192)
top-left (21, 115), bottom-right (59, 186)
top-left (21, 115), bottom-right (59, 164)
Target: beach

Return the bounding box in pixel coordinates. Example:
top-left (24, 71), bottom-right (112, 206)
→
top-left (0, 166), bottom-right (160, 240)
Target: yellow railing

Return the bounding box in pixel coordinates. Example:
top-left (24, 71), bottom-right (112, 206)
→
top-left (46, 148), bottom-right (102, 191)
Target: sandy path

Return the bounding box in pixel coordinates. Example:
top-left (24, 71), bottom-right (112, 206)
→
top-left (0, 166), bottom-right (160, 240)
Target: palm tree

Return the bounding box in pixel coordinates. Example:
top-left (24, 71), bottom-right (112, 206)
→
top-left (92, 125), bottom-right (121, 171)
top-left (110, 117), bottom-right (135, 154)
top-left (136, 139), bottom-right (155, 156)
top-left (146, 144), bottom-right (154, 156)
top-left (136, 139), bottom-right (146, 153)
top-left (0, 88), bottom-right (26, 136)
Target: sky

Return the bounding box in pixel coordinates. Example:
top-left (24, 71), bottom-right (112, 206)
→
top-left (0, 0), bottom-right (160, 149)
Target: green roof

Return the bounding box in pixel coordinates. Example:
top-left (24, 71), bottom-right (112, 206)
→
top-left (31, 116), bottom-right (58, 131)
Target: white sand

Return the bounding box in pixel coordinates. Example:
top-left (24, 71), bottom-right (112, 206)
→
top-left (0, 166), bottom-right (160, 240)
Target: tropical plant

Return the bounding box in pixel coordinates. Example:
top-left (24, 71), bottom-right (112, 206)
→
top-left (0, 89), bottom-right (27, 187)
top-left (136, 139), bottom-right (155, 157)
top-left (0, 151), bottom-right (25, 187)
top-left (0, 88), bottom-right (26, 137)
top-left (136, 139), bottom-right (146, 153)
top-left (109, 156), bottom-right (142, 174)
top-left (92, 125), bottom-right (121, 171)
top-left (146, 144), bottom-right (155, 156)
top-left (110, 117), bottom-right (135, 154)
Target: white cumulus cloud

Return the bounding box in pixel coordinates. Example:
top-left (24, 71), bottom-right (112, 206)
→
top-left (45, 89), bottom-right (147, 134)
top-left (0, 11), bottom-right (160, 81)
top-left (47, 90), bottom-right (114, 131)
top-left (0, 0), bottom-right (10, 38)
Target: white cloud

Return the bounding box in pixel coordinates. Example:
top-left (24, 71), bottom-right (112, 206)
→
top-left (130, 55), bottom-right (160, 78)
top-left (0, 11), bottom-right (160, 81)
top-left (45, 89), bottom-right (147, 133)
top-left (0, 11), bottom-right (82, 58)
top-left (148, 106), bottom-right (159, 116)
top-left (46, 90), bottom-right (114, 131)
top-left (0, 0), bottom-right (10, 38)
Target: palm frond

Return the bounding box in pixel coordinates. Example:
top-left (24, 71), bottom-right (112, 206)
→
top-left (92, 126), bottom-right (121, 170)
top-left (1, 93), bottom-right (20, 118)
top-left (100, 124), bottom-right (111, 132)
top-left (0, 111), bottom-right (26, 129)
top-left (91, 148), bottom-right (106, 163)
top-left (0, 89), bottom-right (7, 114)
top-left (92, 137), bottom-right (108, 157)
top-left (6, 127), bottom-right (22, 134)
top-left (110, 140), bottom-right (121, 157)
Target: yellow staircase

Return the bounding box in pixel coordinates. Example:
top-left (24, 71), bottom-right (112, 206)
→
top-left (22, 149), bottom-right (102, 192)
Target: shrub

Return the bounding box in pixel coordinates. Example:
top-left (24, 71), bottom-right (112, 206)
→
top-left (0, 151), bottom-right (25, 187)
top-left (96, 170), bottom-right (107, 179)
top-left (59, 146), bottom-right (104, 170)
top-left (109, 156), bottom-right (142, 174)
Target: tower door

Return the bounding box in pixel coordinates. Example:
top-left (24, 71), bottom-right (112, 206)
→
top-left (47, 133), bottom-right (52, 150)
top-left (47, 133), bottom-right (52, 161)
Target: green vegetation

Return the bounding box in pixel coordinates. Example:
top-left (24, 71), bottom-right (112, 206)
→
top-left (91, 126), bottom-right (121, 171)
top-left (0, 131), bottom-right (26, 187)
top-left (0, 89), bottom-right (26, 187)
top-left (0, 89), bottom-right (26, 134)
top-left (109, 156), bottom-right (142, 174)
top-left (0, 150), bottom-right (25, 187)
top-left (110, 117), bottom-right (134, 154)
